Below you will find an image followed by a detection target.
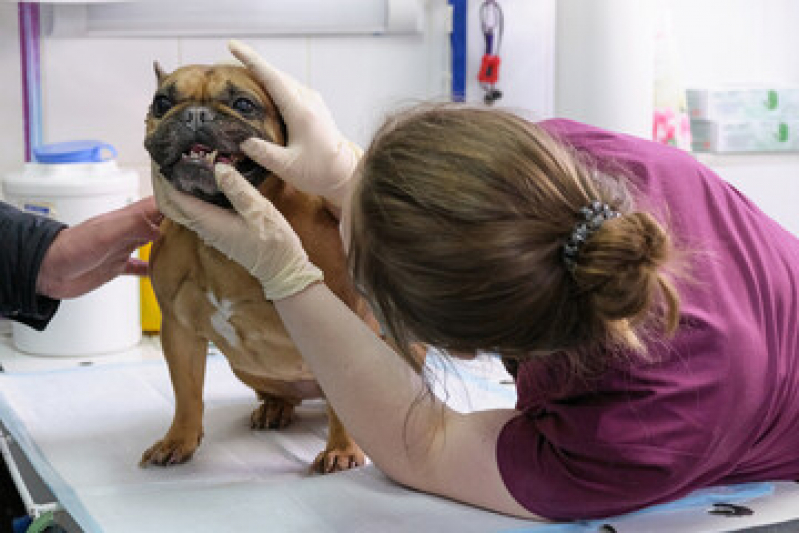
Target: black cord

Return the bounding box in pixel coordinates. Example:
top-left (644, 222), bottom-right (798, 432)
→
top-left (480, 0), bottom-right (503, 56)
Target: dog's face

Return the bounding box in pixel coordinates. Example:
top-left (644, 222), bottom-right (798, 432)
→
top-left (145, 63), bottom-right (285, 207)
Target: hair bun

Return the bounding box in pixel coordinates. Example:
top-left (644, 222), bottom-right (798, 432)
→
top-left (573, 212), bottom-right (679, 333)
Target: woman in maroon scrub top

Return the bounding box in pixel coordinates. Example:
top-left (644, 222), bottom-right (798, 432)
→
top-left (160, 43), bottom-right (799, 523)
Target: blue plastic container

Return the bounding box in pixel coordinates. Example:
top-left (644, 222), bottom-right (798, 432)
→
top-left (33, 140), bottom-right (118, 164)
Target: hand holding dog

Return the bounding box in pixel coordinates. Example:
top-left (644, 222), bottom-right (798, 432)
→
top-left (160, 163), bottom-right (324, 301)
top-left (229, 40), bottom-right (362, 212)
top-left (37, 197), bottom-right (162, 299)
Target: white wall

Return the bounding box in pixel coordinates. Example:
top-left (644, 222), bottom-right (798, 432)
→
top-left (0, 5), bottom-right (26, 183)
top-left (554, 0), bottom-right (654, 138)
top-left (3, 0), bottom-right (799, 234)
top-left (464, 0), bottom-right (555, 119)
top-left (0, 1), bottom-right (452, 196)
top-left (1, 0), bottom-right (559, 198)
top-left (696, 153), bottom-right (799, 235)
top-left (667, 0), bottom-right (799, 235)
top-left (669, 0), bottom-right (799, 87)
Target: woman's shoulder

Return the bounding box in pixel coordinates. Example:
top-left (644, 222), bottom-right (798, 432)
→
top-left (538, 117), bottom-right (699, 171)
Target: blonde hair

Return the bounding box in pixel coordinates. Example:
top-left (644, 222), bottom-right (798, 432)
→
top-left (349, 105), bottom-right (681, 374)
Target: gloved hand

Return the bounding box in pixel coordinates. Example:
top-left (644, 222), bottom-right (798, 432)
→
top-left (229, 40), bottom-right (362, 211)
top-left (157, 163), bottom-right (323, 301)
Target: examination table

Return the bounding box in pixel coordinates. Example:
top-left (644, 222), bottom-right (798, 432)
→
top-left (1, 334), bottom-right (799, 533)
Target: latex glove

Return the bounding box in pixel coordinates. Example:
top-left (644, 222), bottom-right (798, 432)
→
top-left (152, 169), bottom-right (190, 229)
top-left (157, 163), bottom-right (323, 301)
top-left (229, 40), bottom-right (362, 211)
top-left (37, 197), bottom-right (162, 299)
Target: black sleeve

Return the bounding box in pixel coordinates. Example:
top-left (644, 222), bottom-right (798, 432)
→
top-left (0, 201), bottom-right (67, 331)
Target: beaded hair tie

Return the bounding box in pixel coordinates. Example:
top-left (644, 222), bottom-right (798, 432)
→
top-left (562, 201), bottom-right (621, 272)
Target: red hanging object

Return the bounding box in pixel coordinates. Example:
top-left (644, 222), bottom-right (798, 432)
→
top-left (478, 1), bottom-right (503, 104)
top-left (478, 54), bottom-right (501, 84)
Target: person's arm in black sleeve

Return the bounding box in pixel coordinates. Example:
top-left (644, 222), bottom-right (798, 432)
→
top-left (0, 201), bottom-right (66, 330)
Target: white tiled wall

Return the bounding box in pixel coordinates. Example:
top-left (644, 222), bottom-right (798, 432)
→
top-left (1, 0), bottom-right (560, 195)
top-left (40, 37), bottom-right (182, 180)
top-left (2, 0), bottom-right (799, 232)
top-left (0, 1), bottom-right (457, 195)
top-left (669, 0), bottom-right (799, 86)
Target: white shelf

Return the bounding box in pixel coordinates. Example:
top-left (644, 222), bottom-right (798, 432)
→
top-left (692, 151), bottom-right (799, 167)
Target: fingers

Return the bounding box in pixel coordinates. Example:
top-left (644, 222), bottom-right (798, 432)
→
top-left (228, 40), bottom-right (296, 115)
top-left (127, 196), bottom-right (163, 240)
top-left (136, 196), bottom-right (165, 227)
top-left (241, 138), bottom-right (293, 176)
top-left (214, 163), bottom-right (272, 219)
top-left (123, 257), bottom-right (150, 276)
top-left (130, 196), bottom-right (161, 219)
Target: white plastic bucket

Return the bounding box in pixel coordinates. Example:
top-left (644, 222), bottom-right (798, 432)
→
top-left (2, 141), bottom-right (141, 357)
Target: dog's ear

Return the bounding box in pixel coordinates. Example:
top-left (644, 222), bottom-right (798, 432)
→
top-left (153, 61), bottom-right (168, 84)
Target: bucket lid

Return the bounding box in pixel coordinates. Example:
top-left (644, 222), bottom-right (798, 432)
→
top-left (34, 140), bottom-right (118, 164)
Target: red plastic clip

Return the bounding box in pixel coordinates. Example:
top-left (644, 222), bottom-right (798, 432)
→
top-left (478, 54), bottom-right (501, 84)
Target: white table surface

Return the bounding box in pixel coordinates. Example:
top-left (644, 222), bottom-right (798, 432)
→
top-left (1, 322), bottom-right (799, 533)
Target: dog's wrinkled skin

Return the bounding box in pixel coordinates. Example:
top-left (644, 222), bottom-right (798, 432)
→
top-left (141, 63), bottom-right (377, 473)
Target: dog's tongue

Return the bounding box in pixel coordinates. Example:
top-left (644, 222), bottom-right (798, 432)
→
top-left (191, 143), bottom-right (212, 153)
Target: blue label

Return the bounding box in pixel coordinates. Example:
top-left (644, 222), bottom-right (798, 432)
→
top-left (23, 203), bottom-right (51, 216)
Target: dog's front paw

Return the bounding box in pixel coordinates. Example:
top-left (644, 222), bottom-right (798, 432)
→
top-left (311, 445), bottom-right (366, 474)
top-left (139, 432), bottom-right (202, 467)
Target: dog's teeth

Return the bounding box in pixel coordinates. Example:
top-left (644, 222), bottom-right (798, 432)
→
top-left (207, 150), bottom-right (218, 164)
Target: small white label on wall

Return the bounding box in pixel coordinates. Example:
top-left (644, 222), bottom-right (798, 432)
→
top-left (21, 201), bottom-right (56, 218)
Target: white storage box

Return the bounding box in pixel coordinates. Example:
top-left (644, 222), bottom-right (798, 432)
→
top-left (691, 119), bottom-right (799, 153)
top-left (687, 87), bottom-right (799, 122)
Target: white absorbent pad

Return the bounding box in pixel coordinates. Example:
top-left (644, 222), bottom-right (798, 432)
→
top-left (1, 352), bottom-right (799, 533)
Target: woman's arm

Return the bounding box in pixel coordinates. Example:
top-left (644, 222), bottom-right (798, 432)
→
top-left (276, 282), bottom-right (541, 520)
top-left (0, 201), bottom-right (66, 328)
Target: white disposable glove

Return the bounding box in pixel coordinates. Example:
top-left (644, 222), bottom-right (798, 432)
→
top-left (229, 40), bottom-right (362, 211)
top-left (155, 164), bottom-right (323, 301)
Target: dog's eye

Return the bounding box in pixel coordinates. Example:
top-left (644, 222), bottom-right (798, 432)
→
top-left (152, 95), bottom-right (174, 118)
top-left (232, 97), bottom-right (256, 115)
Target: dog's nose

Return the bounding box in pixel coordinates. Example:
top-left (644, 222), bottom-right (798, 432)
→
top-left (181, 106), bottom-right (216, 131)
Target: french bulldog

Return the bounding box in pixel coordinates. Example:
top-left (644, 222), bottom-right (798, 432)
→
top-left (141, 62), bottom-right (376, 473)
